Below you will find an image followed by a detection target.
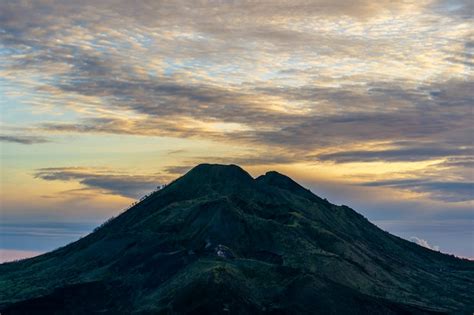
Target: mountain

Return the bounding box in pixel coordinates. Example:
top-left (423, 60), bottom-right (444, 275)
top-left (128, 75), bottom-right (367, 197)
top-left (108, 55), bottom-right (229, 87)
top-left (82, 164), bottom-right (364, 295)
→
top-left (0, 164), bottom-right (473, 314)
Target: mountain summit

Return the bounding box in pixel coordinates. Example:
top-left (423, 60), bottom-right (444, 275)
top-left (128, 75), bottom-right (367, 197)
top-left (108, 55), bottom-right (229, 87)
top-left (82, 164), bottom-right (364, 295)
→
top-left (168, 164), bottom-right (256, 197)
top-left (1, 164), bottom-right (473, 314)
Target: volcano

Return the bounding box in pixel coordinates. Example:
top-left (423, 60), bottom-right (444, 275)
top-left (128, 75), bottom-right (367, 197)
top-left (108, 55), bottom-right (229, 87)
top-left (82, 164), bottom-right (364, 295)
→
top-left (1, 164), bottom-right (473, 314)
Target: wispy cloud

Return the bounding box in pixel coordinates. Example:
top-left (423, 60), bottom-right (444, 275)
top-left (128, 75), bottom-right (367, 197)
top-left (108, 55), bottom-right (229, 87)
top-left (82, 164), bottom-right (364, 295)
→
top-left (0, 135), bottom-right (50, 145)
top-left (362, 179), bottom-right (473, 202)
top-left (163, 165), bottom-right (193, 175)
top-left (317, 146), bottom-right (471, 163)
top-left (409, 236), bottom-right (440, 251)
top-left (34, 167), bottom-right (164, 199)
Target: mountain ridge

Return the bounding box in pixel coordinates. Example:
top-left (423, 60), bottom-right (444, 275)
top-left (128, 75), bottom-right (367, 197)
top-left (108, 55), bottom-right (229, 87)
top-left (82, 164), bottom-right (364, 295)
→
top-left (1, 164), bottom-right (472, 314)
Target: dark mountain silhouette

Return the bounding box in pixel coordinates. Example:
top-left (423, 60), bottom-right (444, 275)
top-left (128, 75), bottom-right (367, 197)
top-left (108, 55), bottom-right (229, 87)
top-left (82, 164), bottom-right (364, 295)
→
top-left (1, 164), bottom-right (473, 314)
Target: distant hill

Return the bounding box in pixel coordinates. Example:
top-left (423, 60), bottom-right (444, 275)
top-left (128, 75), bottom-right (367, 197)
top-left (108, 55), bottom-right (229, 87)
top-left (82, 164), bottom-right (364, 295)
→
top-left (1, 164), bottom-right (473, 314)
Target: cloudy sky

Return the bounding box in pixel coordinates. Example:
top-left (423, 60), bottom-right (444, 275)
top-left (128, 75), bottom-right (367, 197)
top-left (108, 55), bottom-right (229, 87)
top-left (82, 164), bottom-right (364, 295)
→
top-left (0, 0), bottom-right (473, 261)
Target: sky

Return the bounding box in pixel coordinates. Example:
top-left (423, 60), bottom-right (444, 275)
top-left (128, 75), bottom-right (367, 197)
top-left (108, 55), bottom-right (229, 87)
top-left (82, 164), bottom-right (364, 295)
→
top-left (0, 0), bottom-right (473, 262)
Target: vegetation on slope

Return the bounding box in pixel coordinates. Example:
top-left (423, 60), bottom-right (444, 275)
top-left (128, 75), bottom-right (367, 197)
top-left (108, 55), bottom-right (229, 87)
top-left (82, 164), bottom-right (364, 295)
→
top-left (1, 164), bottom-right (472, 314)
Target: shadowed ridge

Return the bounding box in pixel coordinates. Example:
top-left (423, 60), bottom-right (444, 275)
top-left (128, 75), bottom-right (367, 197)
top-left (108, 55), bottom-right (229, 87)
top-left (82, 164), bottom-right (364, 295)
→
top-left (257, 171), bottom-right (304, 190)
top-left (256, 170), bottom-right (322, 201)
top-left (164, 163), bottom-right (256, 197)
top-left (178, 163), bottom-right (254, 186)
top-left (186, 163), bottom-right (253, 183)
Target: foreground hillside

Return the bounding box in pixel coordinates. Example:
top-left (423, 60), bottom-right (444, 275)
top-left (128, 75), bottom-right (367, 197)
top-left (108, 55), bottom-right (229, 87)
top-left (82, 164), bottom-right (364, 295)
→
top-left (1, 164), bottom-right (473, 314)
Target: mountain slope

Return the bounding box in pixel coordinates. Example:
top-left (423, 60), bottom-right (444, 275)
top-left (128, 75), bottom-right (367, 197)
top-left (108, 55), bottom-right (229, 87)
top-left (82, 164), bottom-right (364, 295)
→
top-left (1, 164), bottom-right (473, 314)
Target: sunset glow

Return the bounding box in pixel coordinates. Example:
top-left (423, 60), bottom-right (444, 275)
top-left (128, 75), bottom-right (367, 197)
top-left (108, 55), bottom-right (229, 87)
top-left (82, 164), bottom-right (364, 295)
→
top-left (0, 0), bottom-right (473, 261)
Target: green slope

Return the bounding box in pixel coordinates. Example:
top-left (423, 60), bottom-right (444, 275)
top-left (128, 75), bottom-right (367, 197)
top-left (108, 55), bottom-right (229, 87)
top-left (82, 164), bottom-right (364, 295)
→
top-left (1, 164), bottom-right (473, 314)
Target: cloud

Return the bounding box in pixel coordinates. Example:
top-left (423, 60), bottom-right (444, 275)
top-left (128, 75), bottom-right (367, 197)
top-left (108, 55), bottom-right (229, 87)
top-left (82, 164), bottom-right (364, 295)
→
top-left (430, 0), bottom-right (474, 19)
top-left (34, 78), bottom-right (472, 154)
top-left (0, 0), bottom-right (473, 260)
top-left (34, 167), bottom-right (164, 199)
top-left (317, 146), bottom-right (471, 163)
top-left (362, 179), bottom-right (473, 202)
top-left (0, 135), bottom-right (50, 145)
top-left (348, 155), bottom-right (474, 203)
top-left (440, 157), bottom-right (474, 169)
top-left (409, 236), bottom-right (440, 251)
top-left (163, 165), bottom-right (193, 175)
